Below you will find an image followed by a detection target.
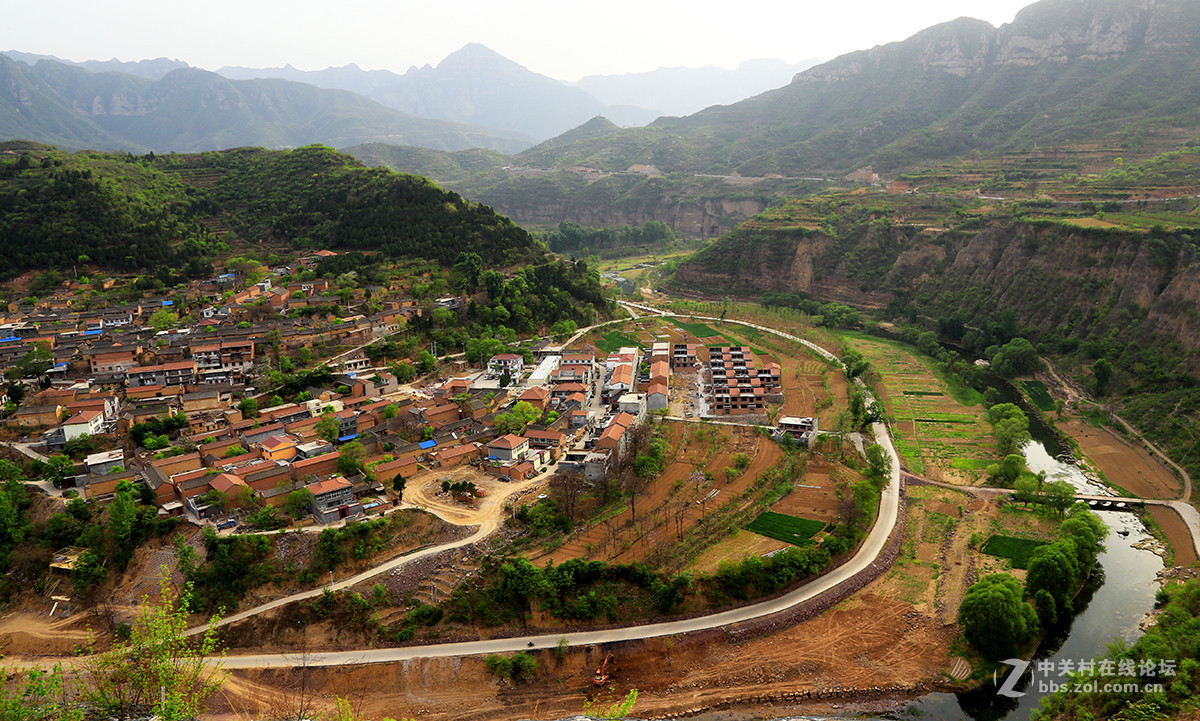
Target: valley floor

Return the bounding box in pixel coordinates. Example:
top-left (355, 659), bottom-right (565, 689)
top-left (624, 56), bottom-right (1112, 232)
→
top-left (6, 311), bottom-right (1194, 721)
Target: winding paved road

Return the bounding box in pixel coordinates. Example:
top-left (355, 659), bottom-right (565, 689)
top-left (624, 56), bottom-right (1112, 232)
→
top-left (214, 303), bottom-right (903, 668)
top-left (221, 417), bottom-right (899, 668)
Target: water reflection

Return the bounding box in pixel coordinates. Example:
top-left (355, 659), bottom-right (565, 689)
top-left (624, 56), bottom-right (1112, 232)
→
top-left (885, 507), bottom-right (1159, 721)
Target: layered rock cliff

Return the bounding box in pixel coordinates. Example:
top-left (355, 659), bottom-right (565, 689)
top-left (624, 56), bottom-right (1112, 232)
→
top-left (673, 218), bottom-right (1200, 357)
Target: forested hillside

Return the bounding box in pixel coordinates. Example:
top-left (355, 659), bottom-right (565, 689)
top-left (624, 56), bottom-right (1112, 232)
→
top-left (478, 0), bottom-right (1200, 178)
top-left (0, 142), bottom-right (549, 278)
top-left (173, 146), bottom-right (541, 267)
top-left (0, 142), bottom-right (213, 279)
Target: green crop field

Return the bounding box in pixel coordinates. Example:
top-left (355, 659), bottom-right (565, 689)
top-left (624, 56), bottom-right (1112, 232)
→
top-left (675, 320), bottom-right (744, 346)
top-left (745, 511), bottom-right (827, 546)
top-left (595, 331), bottom-right (641, 354)
top-left (981, 534), bottom-right (1048, 569)
top-left (840, 332), bottom-right (996, 479)
top-left (951, 458), bottom-right (993, 470)
top-left (1020, 380), bottom-right (1056, 412)
top-left (674, 320), bottom-right (722, 338)
top-left (915, 414), bottom-right (975, 424)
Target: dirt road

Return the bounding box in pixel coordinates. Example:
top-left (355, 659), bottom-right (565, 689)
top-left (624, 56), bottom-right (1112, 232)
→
top-left (215, 409), bottom-right (900, 667)
top-left (185, 465), bottom-right (555, 636)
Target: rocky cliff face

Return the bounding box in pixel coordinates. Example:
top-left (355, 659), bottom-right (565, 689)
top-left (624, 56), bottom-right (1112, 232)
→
top-left (673, 219), bottom-right (1200, 357)
top-left (797, 0), bottom-right (1191, 85)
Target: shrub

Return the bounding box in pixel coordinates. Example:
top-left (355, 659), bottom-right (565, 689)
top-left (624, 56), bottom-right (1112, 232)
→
top-left (510, 652), bottom-right (537, 681)
top-left (485, 655), bottom-right (512, 678)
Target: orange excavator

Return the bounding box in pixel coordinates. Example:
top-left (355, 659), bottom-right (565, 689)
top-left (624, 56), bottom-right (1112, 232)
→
top-left (592, 653), bottom-right (614, 686)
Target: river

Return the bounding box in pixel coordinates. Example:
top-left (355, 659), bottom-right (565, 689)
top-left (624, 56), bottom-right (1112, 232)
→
top-left (565, 350), bottom-right (1166, 721)
top-left (668, 437), bottom-right (1165, 721)
top-left (874, 436), bottom-right (1162, 721)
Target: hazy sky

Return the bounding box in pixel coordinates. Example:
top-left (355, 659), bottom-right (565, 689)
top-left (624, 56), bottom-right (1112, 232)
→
top-left (7, 0), bottom-right (1036, 80)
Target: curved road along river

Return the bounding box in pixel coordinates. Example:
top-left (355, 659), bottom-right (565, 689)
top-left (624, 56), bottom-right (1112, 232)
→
top-left (223, 419), bottom-right (899, 667)
top-left (218, 306), bottom-right (901, 668)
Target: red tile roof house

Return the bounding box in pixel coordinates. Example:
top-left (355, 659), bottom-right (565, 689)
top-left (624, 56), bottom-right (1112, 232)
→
top-left (595, 422), bottom-right (628, 458)
top-left (524, 429), bottom-right (568, 460)
top-left (433, 442), bottom-right (481, 468)
top-left (552, 382), bottom-right (589, 400)
top-left (305, 477), bottom-right (363, 523)
top-left (595, 412), bottom-right (637, 459)
top-left (517, 385), bottom-right (550, 411)
top-left (207, 473), bottom-right (252, 509)
top-left (646, 381), bottom-right (669, 411)
top-left (291, 452), bottom-right (340, 481)
top-left (371, 456), bottom-right (419, 487)
top-left (421, 403), bottom-right (461, 425)
top-left (487, 434), bottom-right (529, 462)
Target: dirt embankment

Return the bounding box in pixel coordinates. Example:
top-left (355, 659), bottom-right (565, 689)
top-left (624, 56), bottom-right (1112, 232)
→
top-left (1060, 418), bottom-right (1183, 500)
top-left (1148, 505), bottom-right (1198, 567)
top-left (212, 593), bottom-right (952, 721)
top-left (1055, 416), bottom-right (1196, 564)
top-left (209, 478), bottom-right (958, 721)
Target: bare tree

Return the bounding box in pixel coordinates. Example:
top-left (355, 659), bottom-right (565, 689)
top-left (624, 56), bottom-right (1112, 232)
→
top-left (550, 470), bottom-right (586, 523)
top-left (622, 466), bottom-right (650, 523)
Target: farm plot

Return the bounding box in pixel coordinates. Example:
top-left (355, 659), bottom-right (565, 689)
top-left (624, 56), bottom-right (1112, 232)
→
top-left (980, 534), bottom-right (1048, 569)
top-left (674, 320), bottom-right (741, 346)
top-left (841, 333), bottom-right (995, 484)
top-left (593, 330), bottom-right (642, 354)
top-left (1020, 380), bottom-right (1056, 412)
top-left (745, 511), bottom-right (827, 546)
top-left (528, 422), bottom-right (782, 569)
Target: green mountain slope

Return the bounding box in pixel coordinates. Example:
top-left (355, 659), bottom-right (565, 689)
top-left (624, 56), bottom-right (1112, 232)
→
top-left (343, 143), bottom-right (512, 184)
top-left (0, 143), bottom-right (545, 279)
top-left (516, 0), bottom-right (1200, 176)
top-left (0, 58), bottom-right (533, 154)
top-left (668, 151), bottom-right (1200, 486)
top-left (0, 55), bottom-right (133, 151)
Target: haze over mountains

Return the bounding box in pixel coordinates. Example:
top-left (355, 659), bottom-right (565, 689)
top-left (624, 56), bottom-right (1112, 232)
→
top-left (336, 0), bottom-right (1200, 239)
top-left (0, 52), bottom-right (534, 155)
top-left (218, 45), bottom-right (818, 138)
top-left (3, 0), bottom-right (1198, 191)
top-left (0, 44), bottom-right (816, 154)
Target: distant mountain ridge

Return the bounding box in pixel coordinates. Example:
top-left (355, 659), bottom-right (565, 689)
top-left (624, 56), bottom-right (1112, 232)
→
top-left (1, 50), bottom-right (189, 79)
top-left (219, 43), bottom-right (654, 140)
top-left (219, 44), bottom-right (816, 140)
top-left (0, 54), bottom-right (532, 154)
top-left (1, 45), bottom-right (819, 148)
top-left (572, 58), bottom-right (820, 118)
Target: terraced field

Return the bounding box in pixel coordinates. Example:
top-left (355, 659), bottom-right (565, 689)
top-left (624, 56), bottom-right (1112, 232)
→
top-left (841, 333), bottom-right (995, 484)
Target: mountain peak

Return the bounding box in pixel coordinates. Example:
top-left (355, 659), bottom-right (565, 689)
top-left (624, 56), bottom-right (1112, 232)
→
top-left (439, 43), bottom-right (523, 71)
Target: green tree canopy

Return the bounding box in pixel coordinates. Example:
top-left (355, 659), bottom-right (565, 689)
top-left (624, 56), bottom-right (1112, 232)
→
top-left (494, 401), bottom-right (540, 435)
top-left (148, 308), bottom-right (179, 332)
top-left (337, 441), bottom-right (367, 477)
top-left (986, 403), bottom-right (1031, 455)
top-left (958, 573), bottom-right (1039, 659)
top-left (315, 414), bottom-right (340, 443)
top-left (1026, 538), bottom-right (1081, 618)
top-left (991, 337), bottom-right (1040, 378)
